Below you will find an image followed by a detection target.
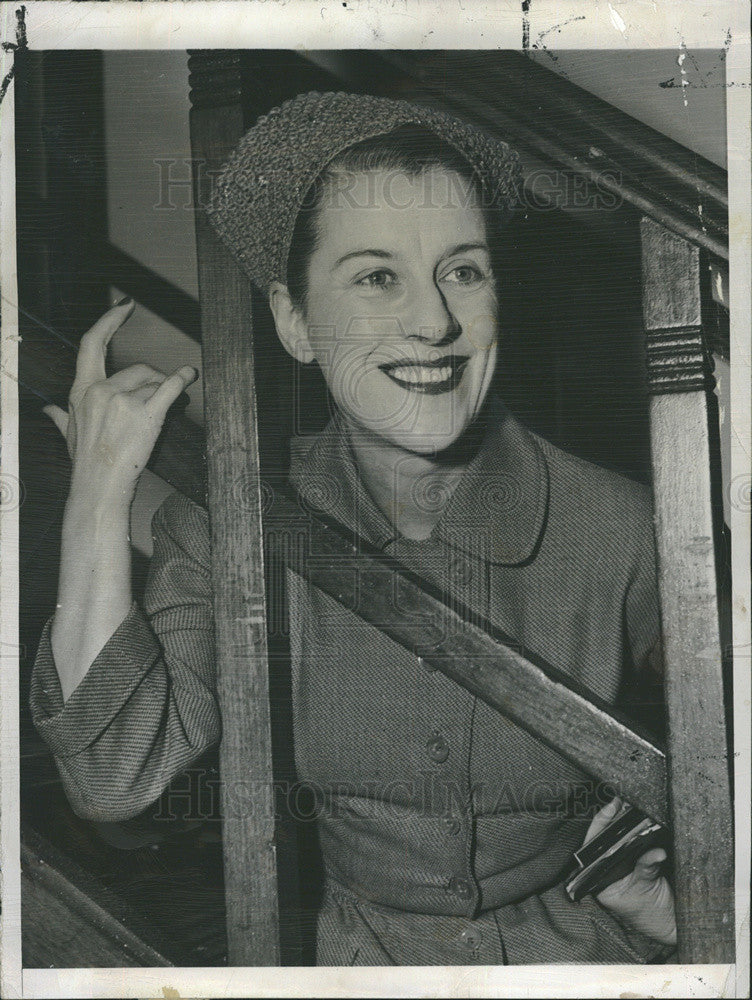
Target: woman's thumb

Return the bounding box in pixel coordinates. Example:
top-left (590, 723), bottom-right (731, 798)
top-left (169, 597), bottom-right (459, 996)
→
top-left (584, 796), bottom-right (622, 845)
top-left (42, 405), bottom-right (69, 438)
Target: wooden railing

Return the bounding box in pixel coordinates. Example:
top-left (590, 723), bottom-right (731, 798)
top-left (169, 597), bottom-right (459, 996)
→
top-left (640, 219), bottom-right (733, 961)
top-left (185, 49), bottom-right (733, 967)
top-left (21, 826), bottom-right (171, 968)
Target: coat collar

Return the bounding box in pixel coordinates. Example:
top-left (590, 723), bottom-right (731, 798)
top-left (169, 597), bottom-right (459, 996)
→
top-left (288, 395), bottom-right (549, 566)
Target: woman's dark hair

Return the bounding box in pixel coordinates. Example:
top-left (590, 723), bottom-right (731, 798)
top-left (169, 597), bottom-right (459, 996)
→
top-left (285, 123), bottom-right (514, 314)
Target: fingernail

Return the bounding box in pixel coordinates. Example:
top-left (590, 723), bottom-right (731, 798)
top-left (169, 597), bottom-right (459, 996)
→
top-left (114, 296), bottom-right (133, 308)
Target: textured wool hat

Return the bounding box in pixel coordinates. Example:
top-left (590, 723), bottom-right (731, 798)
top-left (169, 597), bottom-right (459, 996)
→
top-left (206, 90), bottom-right (523, 295)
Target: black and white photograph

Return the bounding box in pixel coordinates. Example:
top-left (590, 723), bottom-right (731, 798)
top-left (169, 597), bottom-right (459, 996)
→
top-left (1, 3), bottom-right (749, 997)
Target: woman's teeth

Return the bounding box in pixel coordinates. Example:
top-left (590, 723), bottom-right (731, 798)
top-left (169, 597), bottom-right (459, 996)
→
top-left (380, 358), bottom-right (467, 394)
top-left (389, 365), bottom-right (452, 385)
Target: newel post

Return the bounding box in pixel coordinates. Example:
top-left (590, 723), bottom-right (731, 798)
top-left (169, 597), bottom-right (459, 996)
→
top-left (640, 217), bottom-right (734, 964)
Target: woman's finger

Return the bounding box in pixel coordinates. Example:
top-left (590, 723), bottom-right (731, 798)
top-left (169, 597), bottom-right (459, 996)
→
top-left (42, 404), bottom-right (69, 439)
top-left (107, 363), bottom-right (167, 392)
top-left (128, 381), bottom-right (168, 402)
top-left (583, 796), bottom-right (622, 845)
top-left (633, 847), bottom-right (667, 879)
top-left (145, 365), bottom-right (198, 417)
top-left (74, 298), bottom-right (135, 388)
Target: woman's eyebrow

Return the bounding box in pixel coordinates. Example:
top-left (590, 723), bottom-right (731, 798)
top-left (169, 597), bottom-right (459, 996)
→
top-left (333, 242), bottom-right (490, 271)
top-left (333, 248), bottom-right (392, 269)
top-left (441, 241), bottom-right (491, 259)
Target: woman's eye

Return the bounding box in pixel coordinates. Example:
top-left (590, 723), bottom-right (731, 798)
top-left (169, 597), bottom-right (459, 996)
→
top-left (442, 264), bottom-right (485, 286)
top-left (356, 269), bottom-right (397, 290)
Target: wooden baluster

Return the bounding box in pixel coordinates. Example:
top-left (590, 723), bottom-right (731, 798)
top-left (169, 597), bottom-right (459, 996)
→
top-left (187, 50), bottom-right (282, 966)
top-left (641, 217), bottom-right (734, 963)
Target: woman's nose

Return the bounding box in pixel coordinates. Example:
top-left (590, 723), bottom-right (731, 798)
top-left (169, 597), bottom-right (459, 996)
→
top-left (404, 280), bottom-right (461, 346)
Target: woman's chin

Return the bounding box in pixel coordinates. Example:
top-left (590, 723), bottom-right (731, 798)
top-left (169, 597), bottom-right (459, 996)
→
top-left (383, 424), bottom-right (469, 457)
top-left (342, 398), bottom-right (482, 456)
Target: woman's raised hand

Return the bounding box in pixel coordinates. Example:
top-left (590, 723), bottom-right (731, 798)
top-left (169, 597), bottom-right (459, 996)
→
top-left (43, 298), bottom-right (198, 505)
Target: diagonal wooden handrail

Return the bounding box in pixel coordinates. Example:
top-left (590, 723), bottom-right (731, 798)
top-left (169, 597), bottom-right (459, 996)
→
top-left (305, 50), bottom-right (728, 264)
top-left (21, 826), bottom-right (172, 968)
top-left (147, 417), bottom-right (669, 825)
top-left (266, 487), bottom-right (669, 825)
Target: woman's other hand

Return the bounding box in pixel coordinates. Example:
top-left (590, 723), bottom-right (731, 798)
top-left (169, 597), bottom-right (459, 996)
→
top-left (584, 797), bottom-right (677, 947)
top-left (43, 297), bottom-right (198, 505)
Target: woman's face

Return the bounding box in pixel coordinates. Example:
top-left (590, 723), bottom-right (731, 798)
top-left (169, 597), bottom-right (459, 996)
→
top-left (292, 167), bottom-right (499, 455)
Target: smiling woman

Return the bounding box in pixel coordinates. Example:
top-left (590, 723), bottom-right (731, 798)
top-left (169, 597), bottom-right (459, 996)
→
top-left (270, 161), bottom-right (501, 537)
top-left (29, 89), bottom-right (676, 966)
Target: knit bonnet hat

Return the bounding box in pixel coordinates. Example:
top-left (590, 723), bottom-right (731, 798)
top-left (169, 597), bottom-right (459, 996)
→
top-left (206, 90), bottom-right (522, 295)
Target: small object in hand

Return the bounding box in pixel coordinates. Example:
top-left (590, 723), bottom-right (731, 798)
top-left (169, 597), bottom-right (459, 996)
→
top-left (563, 802), bottom-right (667, 902)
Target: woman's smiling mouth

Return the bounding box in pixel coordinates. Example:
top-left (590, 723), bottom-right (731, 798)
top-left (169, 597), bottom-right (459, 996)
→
top-left (378, 356), bottom-right (470, 395)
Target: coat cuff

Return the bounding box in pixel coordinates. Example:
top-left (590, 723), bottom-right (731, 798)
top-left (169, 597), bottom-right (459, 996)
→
top-left (29, 601), bottom-right (162, 759)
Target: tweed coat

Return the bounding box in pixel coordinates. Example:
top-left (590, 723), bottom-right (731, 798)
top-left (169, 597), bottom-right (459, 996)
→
top-left (31, 397), bottom-right (665, 965)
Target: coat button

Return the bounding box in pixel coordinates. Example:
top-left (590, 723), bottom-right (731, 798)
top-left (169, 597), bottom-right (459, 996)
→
top-left (448, 876), bottom-right (472, 901)
top-left (426, 734), bottom-right (449, 763)
top-left (417, 655), bottom-right (435, 674)
top-left (443, 817), bottom-right (461, 835)
top-left (459, 925), bottom-right (483, 951)
top-left (449, 555), bottom-right (473, 586)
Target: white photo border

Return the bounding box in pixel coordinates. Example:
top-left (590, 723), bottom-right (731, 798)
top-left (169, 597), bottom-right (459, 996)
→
top-left (1, 2), bottom-right (749, 997)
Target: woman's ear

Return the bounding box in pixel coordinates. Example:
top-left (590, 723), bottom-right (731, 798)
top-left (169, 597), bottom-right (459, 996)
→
top-left (268, 282), bottom-right (315, 364)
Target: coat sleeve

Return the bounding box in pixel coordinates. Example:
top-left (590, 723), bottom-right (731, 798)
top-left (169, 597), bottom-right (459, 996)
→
top-left (29, 492), bottom-right (221, 822)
